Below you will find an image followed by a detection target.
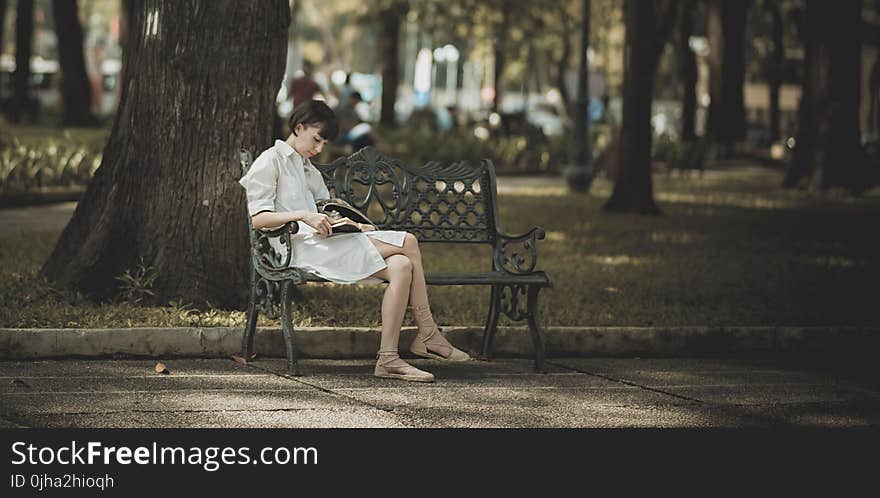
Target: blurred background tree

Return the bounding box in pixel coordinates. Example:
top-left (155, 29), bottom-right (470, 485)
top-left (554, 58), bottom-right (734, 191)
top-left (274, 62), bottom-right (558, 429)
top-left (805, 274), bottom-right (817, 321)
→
top-left (706, 0), bottom-right (749, 157)
top-left (603, 0), bottom-right (678, 214)
top-left (2, 0), bottom-right (879, 224)
top-left (52, 0), bottom-right (97, 126)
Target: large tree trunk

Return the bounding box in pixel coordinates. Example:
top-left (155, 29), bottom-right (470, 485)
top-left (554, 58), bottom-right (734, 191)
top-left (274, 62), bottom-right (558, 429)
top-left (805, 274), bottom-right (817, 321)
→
top-left (706, 0), bottom-right (748, 154)
top-left (10, 0), bottom-right (34, 123)
top-left (0, 0), bottom-right (6, 118)
top-left (379, 1), bottom-right (407, 127)
top-left (870, 57), bottom-right (880, 138)
top-left (52, 0), bottom-right (98, 126)
top-left (768, 1), bottom-right (783, 143)
top-left (41, 1), bottom-right (290, 307)
top-left (120, 0), bottom-right (133, 50)
top-left (679, 0), bottom-right (697, 142)
top-left (566, 0), bottom-right (592, 192)
top-left (784, 0), bottom-right (867, 193)
top-left (0, 1), bottom-right (6, 76)
top-left (604, 0), bottom-right (677, 214)
top-left (555, 4), bottom-right (573, 118)
top-left (492, 8), bottom-right (510, 113)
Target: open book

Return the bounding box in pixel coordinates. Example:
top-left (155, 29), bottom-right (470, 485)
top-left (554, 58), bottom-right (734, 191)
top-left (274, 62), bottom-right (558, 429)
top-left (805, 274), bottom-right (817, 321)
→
top-left (317, 198), bottom-right (378, 235)
top-left (327, 213), bottom-right (377, 234)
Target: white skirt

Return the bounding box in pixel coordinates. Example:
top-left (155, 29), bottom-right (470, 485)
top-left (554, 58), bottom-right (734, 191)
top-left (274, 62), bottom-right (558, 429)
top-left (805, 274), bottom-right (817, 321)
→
top-left (284, 230), bottom-right (407, 284)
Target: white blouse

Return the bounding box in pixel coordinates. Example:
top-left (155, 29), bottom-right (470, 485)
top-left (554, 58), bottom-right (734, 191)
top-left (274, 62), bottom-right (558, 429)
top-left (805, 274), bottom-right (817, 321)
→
top-left (238, 140), bottom-right (405, 284)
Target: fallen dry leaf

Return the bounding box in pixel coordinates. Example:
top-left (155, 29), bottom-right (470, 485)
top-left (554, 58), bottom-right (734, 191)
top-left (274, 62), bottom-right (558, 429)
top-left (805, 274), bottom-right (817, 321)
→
top-left (230, 355), bottom-right (247, 365)
top-left (154, 362), bottom-right (169, 374)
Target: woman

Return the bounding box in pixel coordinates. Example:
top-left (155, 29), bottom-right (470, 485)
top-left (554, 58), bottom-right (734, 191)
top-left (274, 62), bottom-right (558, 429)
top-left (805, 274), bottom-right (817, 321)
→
top-left (239, 100), bottom-right (470, 383)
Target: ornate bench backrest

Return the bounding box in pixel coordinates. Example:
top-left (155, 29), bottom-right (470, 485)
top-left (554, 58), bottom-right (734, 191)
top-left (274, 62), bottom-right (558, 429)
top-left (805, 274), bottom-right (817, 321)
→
top-left (314, 147), bottom-right (499, 244)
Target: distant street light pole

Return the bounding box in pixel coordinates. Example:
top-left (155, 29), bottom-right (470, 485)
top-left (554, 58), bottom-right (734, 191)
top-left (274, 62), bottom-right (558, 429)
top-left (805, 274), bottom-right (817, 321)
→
top-left (565, 0), bottom-right (593, 192)
top-left (444, 45), bottom-right (459, 107)
top-left (434, 44), bottom-right (459, 107)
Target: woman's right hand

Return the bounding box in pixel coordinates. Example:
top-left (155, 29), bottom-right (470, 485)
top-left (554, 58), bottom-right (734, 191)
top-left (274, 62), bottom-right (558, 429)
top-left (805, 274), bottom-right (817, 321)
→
top-left (301, 212), bottom-right (333, 236)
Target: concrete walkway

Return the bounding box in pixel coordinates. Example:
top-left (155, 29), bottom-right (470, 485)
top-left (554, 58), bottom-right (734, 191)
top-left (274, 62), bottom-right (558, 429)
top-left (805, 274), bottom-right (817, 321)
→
top-left (1, 356), bottom-right (878, 428)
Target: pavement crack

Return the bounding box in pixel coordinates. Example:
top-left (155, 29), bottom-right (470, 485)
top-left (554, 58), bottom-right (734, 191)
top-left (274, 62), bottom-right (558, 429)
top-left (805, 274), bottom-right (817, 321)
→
top-left (546, 360), bottom-right (705, 403)
top-left (240, 362), bottom-right (396, 414)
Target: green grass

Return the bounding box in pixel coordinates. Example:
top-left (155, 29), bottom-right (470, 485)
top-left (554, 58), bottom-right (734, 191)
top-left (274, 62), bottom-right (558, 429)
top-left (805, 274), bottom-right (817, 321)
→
top-left (2, 166), bottom-right (879, 328)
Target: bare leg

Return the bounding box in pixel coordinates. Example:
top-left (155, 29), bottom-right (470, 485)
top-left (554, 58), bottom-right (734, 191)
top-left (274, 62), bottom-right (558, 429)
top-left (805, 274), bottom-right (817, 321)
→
top-left (369, 234), bottom-right (470, 362)
top-left (370, 254), bottom-right (411, 352)
top-left (369, 254), bottom-right (433, 382)
top-left (369, 233), bottom-right (428, 307)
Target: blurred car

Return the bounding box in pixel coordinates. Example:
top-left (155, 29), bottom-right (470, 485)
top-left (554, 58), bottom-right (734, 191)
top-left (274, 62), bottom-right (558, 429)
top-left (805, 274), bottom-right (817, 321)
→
top-left (0, 54), bottom-right (60, 116)
top-left (527, 101), bottom-right (568, 137)
top-left (399, 105), bottom-right (453, 132)
top-left (496, 94), bottom-right (570, 137)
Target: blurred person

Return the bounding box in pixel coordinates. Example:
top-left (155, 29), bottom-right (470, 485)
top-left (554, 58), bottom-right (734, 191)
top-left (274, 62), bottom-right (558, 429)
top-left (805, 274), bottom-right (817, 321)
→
top-left (288, 61), bottom-right (324, 107)
top-left (334, 91), bottom-right (374, 149)
top-left (239, 100), bottom-right (470, 383)
top-left (334, 71), bottom-right (355, 104)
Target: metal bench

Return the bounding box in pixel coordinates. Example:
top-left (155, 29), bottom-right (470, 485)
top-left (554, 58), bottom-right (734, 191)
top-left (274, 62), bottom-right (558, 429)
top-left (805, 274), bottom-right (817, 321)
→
top-left (239, 146), bottom-right (553, 375)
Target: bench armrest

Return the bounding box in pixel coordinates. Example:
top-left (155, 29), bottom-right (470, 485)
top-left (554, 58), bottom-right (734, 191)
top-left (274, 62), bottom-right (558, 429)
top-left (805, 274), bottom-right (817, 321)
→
top-left (493, 227), bottom-right (546, 275)
top-left (250, 222), bottom-right (299, 277)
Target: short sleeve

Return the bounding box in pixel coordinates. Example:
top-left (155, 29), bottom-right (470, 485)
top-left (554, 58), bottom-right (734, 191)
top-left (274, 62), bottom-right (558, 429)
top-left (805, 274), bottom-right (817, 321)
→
top-left (238, 151), bottom-right (278, 216)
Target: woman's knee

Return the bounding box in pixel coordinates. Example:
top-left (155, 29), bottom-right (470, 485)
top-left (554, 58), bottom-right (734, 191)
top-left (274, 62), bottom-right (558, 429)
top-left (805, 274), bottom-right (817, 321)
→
top-left (385, 254), bottom-right (413, 282)
top-left (403, 232), bottom-right (420, 258)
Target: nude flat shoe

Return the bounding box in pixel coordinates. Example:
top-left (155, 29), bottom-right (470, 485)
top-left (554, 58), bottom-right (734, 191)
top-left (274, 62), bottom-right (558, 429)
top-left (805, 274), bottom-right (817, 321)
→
top-left (374, 354), bottom-right (435, 383)
top-left (409, 326), bottom-right (471, 362)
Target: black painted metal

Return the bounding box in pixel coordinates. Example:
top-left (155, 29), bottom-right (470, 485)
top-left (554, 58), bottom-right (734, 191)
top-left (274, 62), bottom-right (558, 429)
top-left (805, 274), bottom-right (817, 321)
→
top-left (239, 146), bottom-right (553, 373)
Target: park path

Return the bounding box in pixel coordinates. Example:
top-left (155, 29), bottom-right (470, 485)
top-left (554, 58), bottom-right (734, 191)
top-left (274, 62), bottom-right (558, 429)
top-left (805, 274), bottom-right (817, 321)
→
top-left (1, 357), bottom-right (879, 428)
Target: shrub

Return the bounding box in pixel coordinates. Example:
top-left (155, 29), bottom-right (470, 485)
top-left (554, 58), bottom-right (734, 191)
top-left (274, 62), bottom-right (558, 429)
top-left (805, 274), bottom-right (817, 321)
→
top-left (0, 128), bottom-right (107, 193)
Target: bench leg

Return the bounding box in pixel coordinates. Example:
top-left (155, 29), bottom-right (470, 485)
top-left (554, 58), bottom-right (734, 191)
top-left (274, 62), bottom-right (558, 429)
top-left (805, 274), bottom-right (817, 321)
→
top-left (280, 280), bottom-right (300, 376)
top-left (480, 284), bottom-right (502, 361)
top-left (241, 270), bottom-right (259, 360)
top-left (526, 286), bottom-right (547, 373)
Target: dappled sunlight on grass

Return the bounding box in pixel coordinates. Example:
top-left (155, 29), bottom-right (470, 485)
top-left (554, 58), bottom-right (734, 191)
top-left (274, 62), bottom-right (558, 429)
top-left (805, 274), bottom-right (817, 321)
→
top-left (586, 255), bottom-right (655, 266)
top-left (655, 191), bottom-right (801, 209)
top-left (649, 231), bottom-right (703, 244)
top-left (495, 186), bottom-right (568, 197)
top-left (802, 256), bottom-right (867, 269)
top-left (1, 165), bottom-right (879, 328)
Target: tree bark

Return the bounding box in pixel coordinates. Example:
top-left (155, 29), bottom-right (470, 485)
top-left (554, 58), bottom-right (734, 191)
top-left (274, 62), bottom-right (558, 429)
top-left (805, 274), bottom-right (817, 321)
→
top-left (52, 0), bottom-right (98, 126)
top-left (492, 8), bottom-right (510, 112)
top-left (555, 3), bottom-right (573, 118)
top-left (120, 0), bottom-right (134, 51)
top-left (870, 57), bottom-right (880, 137)
top-left (768, 1), bottom-right (783, 142)
top-left (0, 1), bottom-right (6, 75)
top-left (679, 0), bottom-right (697, 142)
top-left (603, 0), bottom-right (678, 215)
top-left (379, 1), bottom-right (407, 127)
top-left (784, 0), bottom-right (868, 193)
top-left (11, 0), bottom-right (34, 123)
top-left (0, 0), bottom-right (6, 117)
top-left (41, 1), bottom-right (290, 307)
top-left (706, 0), bottom-right (748, 153)
top-left (566, 0), bottom-right (592, 192)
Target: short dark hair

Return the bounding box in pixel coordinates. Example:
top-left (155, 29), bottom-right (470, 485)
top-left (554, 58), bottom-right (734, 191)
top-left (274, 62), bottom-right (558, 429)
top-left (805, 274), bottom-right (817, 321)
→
top-left (289, 100), bottom-right (339, 140)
